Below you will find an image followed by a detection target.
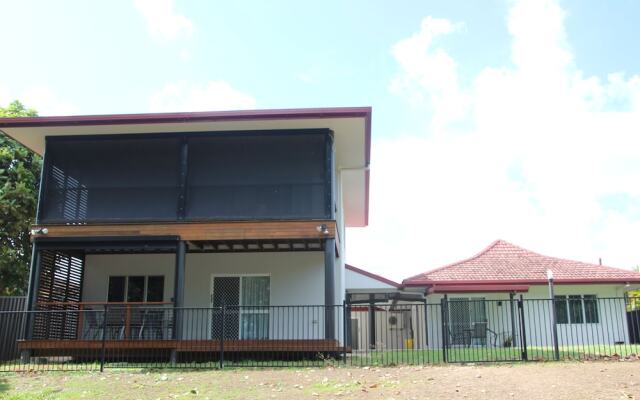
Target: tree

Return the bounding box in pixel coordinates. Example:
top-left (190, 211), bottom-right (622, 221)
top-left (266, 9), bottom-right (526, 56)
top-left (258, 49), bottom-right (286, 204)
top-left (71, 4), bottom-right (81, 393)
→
top-left (0, 100), bottom-right (40, 295)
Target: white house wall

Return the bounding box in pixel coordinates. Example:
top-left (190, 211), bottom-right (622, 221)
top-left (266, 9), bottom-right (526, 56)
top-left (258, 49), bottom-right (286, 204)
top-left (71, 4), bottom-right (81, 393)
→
top-left (524, 284), bottom-right (629, 348)
top-left (82, 254), bottom-right (176, 303)
top-left (185, 252), bottom-right (326, 340)
top-left (82, 252), bottom-right (328, 340)
top-left (345, 269), bottom-right (397, 290)
top-left (350, 302), bottom-right (429, 351)
top-left (423, 284), bottom-right (630, 349)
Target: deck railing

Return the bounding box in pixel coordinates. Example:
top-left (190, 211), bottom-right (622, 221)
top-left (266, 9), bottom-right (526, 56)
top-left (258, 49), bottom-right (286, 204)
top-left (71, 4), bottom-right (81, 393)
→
top-left (33, 302), bottom-right (174, 341)
top-left (0, 297), bottom-right (638, 371)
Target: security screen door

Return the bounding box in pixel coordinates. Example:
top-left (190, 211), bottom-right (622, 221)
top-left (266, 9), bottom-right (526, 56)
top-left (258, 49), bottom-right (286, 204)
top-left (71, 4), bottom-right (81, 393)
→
top-left (449, 298), bottom-right (487, 345)
top-left (211, 276), bottom-right (270, 340)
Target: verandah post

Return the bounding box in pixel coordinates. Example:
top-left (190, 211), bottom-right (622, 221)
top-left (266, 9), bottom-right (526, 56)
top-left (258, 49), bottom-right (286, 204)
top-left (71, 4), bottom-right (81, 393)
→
top-left (21, 243), bottom-right (41, 363)
top-left (171, 240), bottom-right (186, 364)
top-left (324, 238), bottom-right (336, 340)
top-left (342, 300), bottom-right (347, 364)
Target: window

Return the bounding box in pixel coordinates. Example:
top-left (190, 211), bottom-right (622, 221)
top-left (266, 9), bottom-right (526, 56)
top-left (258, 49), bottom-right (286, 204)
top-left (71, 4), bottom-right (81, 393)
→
top-left (554, 296), bottom-right (569, 324)
top-left (584, 295), bottom-right (599, 323)
top-left (554, 295), bottom-right (598, 324)
top-left (107, 276), bottom-right (126, 302)
top-left (146, 276), bottom-right (165, 302)
top-left (568, 295), bottom-right (584, 324)
top-left (107, 276), bottom-right (165, 303)
top-left (127, 276), bottom-right (145, 302)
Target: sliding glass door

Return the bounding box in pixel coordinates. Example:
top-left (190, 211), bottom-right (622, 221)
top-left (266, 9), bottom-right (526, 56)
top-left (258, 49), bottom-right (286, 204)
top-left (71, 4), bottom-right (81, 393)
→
top-left (211, 276), bottom-right (270, 340)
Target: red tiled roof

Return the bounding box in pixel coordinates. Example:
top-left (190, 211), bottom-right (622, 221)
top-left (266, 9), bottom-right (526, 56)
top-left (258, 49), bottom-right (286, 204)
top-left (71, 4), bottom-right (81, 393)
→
top-left (403, 240), bottom-right (640, 286)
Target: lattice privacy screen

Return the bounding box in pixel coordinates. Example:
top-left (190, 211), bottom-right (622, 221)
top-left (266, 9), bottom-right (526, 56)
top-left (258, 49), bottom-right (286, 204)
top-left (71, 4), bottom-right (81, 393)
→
top-left (33, 250), bottom-right (85, 340)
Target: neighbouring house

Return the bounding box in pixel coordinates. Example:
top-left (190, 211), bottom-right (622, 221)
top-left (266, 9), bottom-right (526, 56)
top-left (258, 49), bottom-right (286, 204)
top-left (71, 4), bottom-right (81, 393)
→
top-left (402, 239), bottom-right (640, 350)
top-left (345, 264), bottom-right (425, 351)
top-left (0, 107), bottom-right (371, 360)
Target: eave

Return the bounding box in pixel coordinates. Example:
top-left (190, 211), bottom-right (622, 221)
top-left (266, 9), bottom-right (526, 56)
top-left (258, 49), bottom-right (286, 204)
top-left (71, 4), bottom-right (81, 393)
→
top-left (403, 278), bottom-right (640, 287)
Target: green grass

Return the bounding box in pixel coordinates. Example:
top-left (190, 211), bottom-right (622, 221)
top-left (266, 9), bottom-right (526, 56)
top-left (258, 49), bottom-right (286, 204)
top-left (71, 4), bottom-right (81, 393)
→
top-left (349, 343), bottom-right (640, 365)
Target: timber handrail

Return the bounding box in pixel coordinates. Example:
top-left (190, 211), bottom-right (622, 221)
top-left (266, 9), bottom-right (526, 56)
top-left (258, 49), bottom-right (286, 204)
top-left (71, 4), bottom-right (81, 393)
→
top-left (35, 301), bottom-right (172, 306)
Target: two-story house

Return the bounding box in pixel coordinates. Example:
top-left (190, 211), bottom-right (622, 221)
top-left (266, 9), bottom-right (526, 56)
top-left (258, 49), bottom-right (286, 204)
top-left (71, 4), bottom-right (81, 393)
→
top-left (0, 107), bottom-right (371, 361)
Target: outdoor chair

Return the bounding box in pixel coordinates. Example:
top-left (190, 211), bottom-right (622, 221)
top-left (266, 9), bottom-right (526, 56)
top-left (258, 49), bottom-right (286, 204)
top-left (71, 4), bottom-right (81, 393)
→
top-left (448, 326), bottom-right (471, 347)
top-left (466, 322), bottom-right (498, 347)
top-left (137, 309), bottom-right (166, 340)
top-left (105, 307), bottom-right (126, 340)
top-left (81, 311), bottom-right (103, 340)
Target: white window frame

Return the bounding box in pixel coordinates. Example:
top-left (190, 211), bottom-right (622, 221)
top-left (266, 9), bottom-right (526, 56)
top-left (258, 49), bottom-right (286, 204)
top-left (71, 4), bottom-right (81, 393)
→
top-left (555, 294), bottom-right (599, 325)
top-left (106, 275), bottom-right (165, 303)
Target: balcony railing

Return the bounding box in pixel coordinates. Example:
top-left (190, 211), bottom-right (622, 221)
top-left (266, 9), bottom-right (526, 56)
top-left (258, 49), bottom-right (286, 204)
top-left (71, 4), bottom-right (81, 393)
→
top-left (34, 302), bottom-right (174, 340)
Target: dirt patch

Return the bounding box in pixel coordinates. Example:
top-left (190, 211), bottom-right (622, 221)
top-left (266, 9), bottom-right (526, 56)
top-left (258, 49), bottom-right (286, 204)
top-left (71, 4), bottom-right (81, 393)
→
top-left (2, 361), bottom-right (640, 399)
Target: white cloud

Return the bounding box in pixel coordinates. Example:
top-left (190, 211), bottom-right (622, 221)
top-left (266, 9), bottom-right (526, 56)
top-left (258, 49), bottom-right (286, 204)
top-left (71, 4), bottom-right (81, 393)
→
top-left (346, 0), bottom-right (640, 281)
top-left (21, 87), bottom-right (78, 116)
top-left (390, 17), bottom-right (470, 134)
top-left (0, 85), bottom-right (77, 116)
top-left (148, 81), bottom-right (256, 112)
top-left (134, 0), bottom-right (194, 42)
top-left (0, 84), bottom-right (10, 106)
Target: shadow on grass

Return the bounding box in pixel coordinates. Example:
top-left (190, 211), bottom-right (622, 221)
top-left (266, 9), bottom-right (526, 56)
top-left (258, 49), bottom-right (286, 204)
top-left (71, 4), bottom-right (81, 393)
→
top-left (0, 377), bottom-right (9, 393)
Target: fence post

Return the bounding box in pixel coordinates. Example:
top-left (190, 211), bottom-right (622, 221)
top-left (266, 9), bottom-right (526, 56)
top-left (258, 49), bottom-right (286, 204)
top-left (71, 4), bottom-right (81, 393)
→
top-left (547, 278), bottom-right (560, 361)
top-left (440, 296), bottom-right (448, 363)
top-left (518, 295), bottom-right (528, 361)
top-left (423, 299), bottom-right (429, 348)
top-left (342, 301), bottom-right (347, 364)
top-left (219, 304), bottom-right (225, 369)
top-left (100, 305), bottom-right (108, 373)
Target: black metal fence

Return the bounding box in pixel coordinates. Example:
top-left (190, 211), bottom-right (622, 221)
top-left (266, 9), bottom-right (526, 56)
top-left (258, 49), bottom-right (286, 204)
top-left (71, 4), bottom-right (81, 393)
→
top-left (0, 297), bottom-right (26, 361)
top-left (1, 297), bottom-right (638, 371)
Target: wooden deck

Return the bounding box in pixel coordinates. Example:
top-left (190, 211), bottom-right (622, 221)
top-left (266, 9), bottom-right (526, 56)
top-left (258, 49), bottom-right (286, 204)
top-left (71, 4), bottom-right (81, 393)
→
top-left (18, 339), bottom-right (350, 353)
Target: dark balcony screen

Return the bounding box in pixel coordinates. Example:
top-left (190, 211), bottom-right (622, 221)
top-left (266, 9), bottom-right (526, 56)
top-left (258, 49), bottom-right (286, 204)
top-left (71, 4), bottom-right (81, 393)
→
top-left (186, 132), bottom-right (331, 220)
top-left (41, 137), bottom-right (181, 223)
top-left (39, 130), bottom-right (332, 223)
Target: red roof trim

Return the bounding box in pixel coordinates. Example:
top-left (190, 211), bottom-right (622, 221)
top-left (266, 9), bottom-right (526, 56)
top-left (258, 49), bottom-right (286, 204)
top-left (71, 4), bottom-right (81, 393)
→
top-left (405, 278), bottom-right (640, 286)
top-left (346, 264), bottom-right (400, 288)
top-left (428, 284), bottom-right (530, 294)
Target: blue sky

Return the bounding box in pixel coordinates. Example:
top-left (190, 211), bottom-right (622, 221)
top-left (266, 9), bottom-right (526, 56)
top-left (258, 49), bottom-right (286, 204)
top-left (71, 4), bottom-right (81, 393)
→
top-left (1, 0), bottom-right (640, 280)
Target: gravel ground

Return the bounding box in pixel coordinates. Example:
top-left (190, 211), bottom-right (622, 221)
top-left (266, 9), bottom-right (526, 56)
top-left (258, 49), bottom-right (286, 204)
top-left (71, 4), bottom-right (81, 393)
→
top-left (1, 361), bottom-right (640, 399)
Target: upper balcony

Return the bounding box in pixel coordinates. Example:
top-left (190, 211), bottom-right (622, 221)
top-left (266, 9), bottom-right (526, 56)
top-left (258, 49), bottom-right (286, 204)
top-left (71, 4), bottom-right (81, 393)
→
top-left (39, 129), bottom-right (334, 224)
top-left (0, 107), bottom-right (371, 231)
